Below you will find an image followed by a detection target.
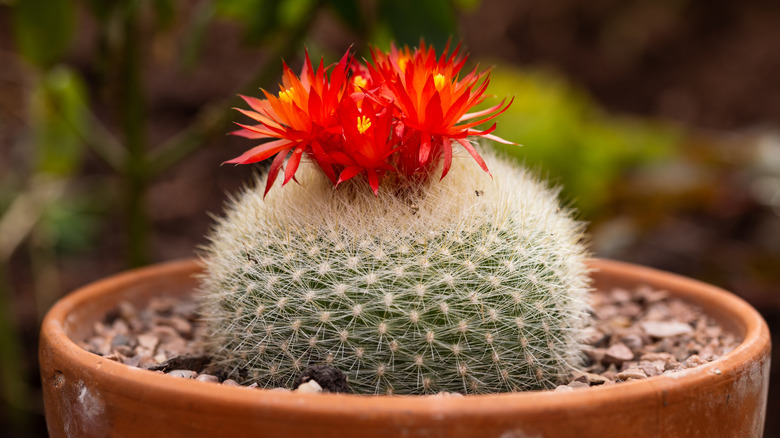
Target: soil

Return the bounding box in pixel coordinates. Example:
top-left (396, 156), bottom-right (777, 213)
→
top-left (80, 284), bottom-right (739, 394)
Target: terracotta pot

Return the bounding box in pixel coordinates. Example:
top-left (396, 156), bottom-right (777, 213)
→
top-left (39, 258), bottom-right (771, 437)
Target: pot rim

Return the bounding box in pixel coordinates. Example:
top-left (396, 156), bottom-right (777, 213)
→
top-left (40, 258), bottom-right (771, 420)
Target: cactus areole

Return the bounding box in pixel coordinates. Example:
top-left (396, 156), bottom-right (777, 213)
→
top-left (199, 41), bottom-right (591, 395)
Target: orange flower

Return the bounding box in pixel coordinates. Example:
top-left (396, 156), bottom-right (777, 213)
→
top-left (370, 40), bottom-right (514, 179)
top-left (229, 43), bottom-right (515, 196)
top-left (228, 50), bottom-right (350, 196)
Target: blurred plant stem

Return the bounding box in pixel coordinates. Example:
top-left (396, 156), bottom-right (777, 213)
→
top-left (117, 4), bottom-right (149, 267)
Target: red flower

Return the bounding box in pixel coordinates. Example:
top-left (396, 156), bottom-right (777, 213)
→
top-left (333, 95), bottom-right (397, 194)
top-left (229, 42), bottom-right (515, 196)
top-left (227, 50), bottom-right (350, 196)
top-left (370, 40), bottom-right (514, 179)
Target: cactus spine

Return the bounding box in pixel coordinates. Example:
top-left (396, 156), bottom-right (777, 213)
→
top-left (199, 150), bottom-right (590, 394)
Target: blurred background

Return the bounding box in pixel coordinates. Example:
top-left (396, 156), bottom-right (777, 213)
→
top-left (0, 0), bottom-right (778, 436)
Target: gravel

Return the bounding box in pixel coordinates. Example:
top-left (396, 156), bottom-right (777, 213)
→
top-left (79, 284), bottom-right (740, 394)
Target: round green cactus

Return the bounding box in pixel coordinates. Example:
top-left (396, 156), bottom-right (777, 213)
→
top-left (199, 151), bottom-right (591, 394)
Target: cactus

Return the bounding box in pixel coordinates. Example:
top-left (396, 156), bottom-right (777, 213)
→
top-left (199, 150), bottom-right (590, 394)
top-left (198, 42), bottom-right (591, 394)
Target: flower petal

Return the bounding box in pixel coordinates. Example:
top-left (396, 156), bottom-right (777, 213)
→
top-left (418, 132), bottom-right (432, 165)
top-left (455, 137), bottom-right (491, 176)
top-left (223, 138), bottom-right (293, 165)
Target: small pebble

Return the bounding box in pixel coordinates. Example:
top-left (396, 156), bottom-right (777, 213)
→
top-left (609, 288), bottom-right (632, 304)
top-left (583, 347), bottom-right (606, 364)
top-left (113, 345), bottom-right (134, 357)
top-left (93, 321), bottom-right (108, 337)
top-left (636, 361), bottom-right (664, 377)
top-left (608, 316), bottom-right (633, 330)
top-left (641, 321), bottom-right (694, 338)
top-left (296, 380), bottom-right (323, 394)
top-left (137, 334), bottom-right (159, 350)
top-left (148, 296), bottom-right (176, 314)
top-left (152, 325), bottom-right (179, 341)
top-left (603, 343), bottom-right (634, 366)
top-left (123, 355), bottom-right (142, 368)
top-left (639, 352), bottom-right (675, 363)
top-left (168, 369), bottom-right (197, 379)
top-left (167, 315), bottom-right (193, 338)
top-left (111, 319), bottom-right (130, 336)
top-left (222, 379), bottom-right (240, 387)
top-left (573, 372), bottom-right (609, 386)
top-left (685, 354), bottom-right (706, 368)
top-left (567, 381), bottom-right (590, 389)
top-left (117, 301), bottom-right (138, 321)
top-left (581, 327), bottom-right (608, 346)
top-left (111, 334), bottom-right (131, 349)
top-left (195, 374), bottom-right (220, 383)
top-left (664, 361), bottom-right (685, 372)
top-left (620, 333), bottom-right (645, 351)
top-left (430, 391), bottom-right (464, 398)
top-left (617, 368), bottom-right (648, 380)
top-left (572, 374), bottom-right (589, 384)
top-left (636, 286), bottom-right (668, 303)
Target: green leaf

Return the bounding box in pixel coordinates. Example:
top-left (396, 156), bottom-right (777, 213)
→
top-left (40, 189), bottom-right (107, 253)
top-left (30, 67), bottom-right (90, 176)
top-left (11, 0), bottom-right (75, 67)
top-left (378, 0), bottom-right (457, 49)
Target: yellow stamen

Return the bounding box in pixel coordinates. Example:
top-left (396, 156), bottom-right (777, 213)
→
top-left (433, 73), bottom-right (447, 91)
top-left (279, 88), bottom-right (296, 104)
top-left (357, 115), bottom-right (372, 134)
top-left (398, 57), bottom-right (409, 73)
top-left (353, 75), bottom-right (368, 90)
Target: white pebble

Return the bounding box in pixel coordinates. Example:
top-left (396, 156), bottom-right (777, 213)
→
top-left (195, 374), bottom-right (220, 383)
top-left (296, 380), bottom-right (323, 394)
top-left (168, 369), bottom-right (197, 379)
top-left (641, 321), bottom-right (693, 338)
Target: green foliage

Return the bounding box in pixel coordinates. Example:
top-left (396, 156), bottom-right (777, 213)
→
top-left (481, 66), bottom-right (680, 219)
top-left (39, 191), bottom-right (107, 254)
top-left (11, 0), bottom-right (74, 67)
top-left (29, 67), bottom-right (89, 177)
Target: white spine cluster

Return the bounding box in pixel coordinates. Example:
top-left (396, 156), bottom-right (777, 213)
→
top-left (199, 148), bottom-right (591, 394)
